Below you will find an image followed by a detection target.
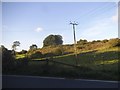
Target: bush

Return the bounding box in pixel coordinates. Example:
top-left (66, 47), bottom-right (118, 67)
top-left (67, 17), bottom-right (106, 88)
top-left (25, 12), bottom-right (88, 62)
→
top-left (108, 38), bottom-right (120, 47)
top-left (77, 45), bottom-right (84, 49)
top-left (77, 39), bottom-right (88, 45)
top-left (102, 39), bottom-right (108, 43)
top-left (91, 40), bottom-right (97, 44)
top-left (43, 53), bottom-right (55, 57)
top-left (29, 51), bottom-right (43, 59)
top-left (15, 58), bottom-right (29, 67)
top-left (53, 48), bottom-right (63, 56)
top-left (18, 50), bottom-right (27, 54)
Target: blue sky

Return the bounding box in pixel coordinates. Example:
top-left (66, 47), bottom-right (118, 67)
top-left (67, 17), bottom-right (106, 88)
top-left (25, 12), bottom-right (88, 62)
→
top-left (2, 2), bottom-right (118, 51)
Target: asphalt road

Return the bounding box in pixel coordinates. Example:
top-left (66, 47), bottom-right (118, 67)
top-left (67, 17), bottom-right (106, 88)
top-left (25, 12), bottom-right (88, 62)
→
top-left (2, 75), bottom-right (119, 88)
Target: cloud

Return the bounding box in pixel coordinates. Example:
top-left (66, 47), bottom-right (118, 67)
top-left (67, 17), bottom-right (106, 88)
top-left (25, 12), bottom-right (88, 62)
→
top-left (111, 1), bottom-right (120, 23)
top-left (35, 27), bottom-right (43, 32)
top-left (112, 14), bottom-right (118, 22)
top-left (111, 11), bottom-right (118, 23)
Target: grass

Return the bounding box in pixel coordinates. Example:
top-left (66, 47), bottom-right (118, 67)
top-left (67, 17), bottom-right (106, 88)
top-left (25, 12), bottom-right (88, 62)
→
top-left (16, 54), bottom-right (26, 59)
top-left (5, 46), bottom-right (119, 81)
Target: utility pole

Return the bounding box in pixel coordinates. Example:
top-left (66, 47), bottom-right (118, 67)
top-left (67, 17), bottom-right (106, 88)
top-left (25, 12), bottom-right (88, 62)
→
top-left (70, 21), bottom-right (78, 66)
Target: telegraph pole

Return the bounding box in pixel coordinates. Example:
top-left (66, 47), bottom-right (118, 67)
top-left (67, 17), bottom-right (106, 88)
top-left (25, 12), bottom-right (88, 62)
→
top-left (70, 21), bottom-right (78, 66)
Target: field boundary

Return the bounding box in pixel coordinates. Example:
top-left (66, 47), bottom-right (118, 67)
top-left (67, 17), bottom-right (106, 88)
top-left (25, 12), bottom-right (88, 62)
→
top-left (31, 59), bottom-right (78, 68)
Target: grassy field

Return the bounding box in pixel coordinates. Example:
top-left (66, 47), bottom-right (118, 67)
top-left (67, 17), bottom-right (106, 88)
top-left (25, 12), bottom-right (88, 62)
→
top-left (6, 46), bottom-right (119, 81)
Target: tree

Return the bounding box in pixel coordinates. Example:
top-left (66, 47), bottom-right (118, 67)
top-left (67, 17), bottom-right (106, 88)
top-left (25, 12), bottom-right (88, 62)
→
top-left (29, 44), bottom-right (37, 50)
top-left (11, 41), bottom-right (20, 57)
top-left (29, 51), bottom-right (43, 59)
top-left (77, 39), bottom-right (87, 45)
top-left (1, 45), bottom-right (15, 72)
top-left (18, 50), bottom-right (27, 54)
top-left (108, 38), bottom-right (120, 47)
top-left (12, 41), bottom-right (20, 51)
top-left (43, 34), bottom-right (63, 47)
top-left (102, 39), bottom-right (108, 43)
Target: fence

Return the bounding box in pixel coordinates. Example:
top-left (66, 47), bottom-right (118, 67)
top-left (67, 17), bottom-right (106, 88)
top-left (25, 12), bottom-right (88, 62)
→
top-left (31, 58), bottom-right (79, 68)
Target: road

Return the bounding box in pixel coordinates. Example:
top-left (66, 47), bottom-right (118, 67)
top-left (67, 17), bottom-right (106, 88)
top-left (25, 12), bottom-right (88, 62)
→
top-left (2, 75), bottom-right (119, 88)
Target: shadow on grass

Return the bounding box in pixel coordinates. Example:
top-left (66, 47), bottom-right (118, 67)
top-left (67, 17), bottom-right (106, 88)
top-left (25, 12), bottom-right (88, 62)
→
top-left (52, 50), bottom-right (119, 66)
top-left (4, 62), bottom-right (119, 81)
top-left (3, 50), bottom-right (119, 81)
top-left (78, 50), bottom-right (119, 61)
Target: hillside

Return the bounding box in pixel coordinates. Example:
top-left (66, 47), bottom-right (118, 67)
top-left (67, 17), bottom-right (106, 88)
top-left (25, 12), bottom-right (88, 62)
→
top-left (9, 46), bottom-right (120, 81)
top-left (3, 38), bottom-right (120, 81)
top-left (25, 38), bottom-right (120, 59)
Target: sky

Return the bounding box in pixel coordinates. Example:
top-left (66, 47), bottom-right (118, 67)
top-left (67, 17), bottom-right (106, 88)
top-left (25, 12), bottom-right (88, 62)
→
top-left (1, 1), bottom-right (119, 51)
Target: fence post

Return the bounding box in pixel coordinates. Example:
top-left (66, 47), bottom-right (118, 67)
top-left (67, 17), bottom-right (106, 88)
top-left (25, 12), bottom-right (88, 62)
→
top-left (46, 57), bottom-right (49, 66)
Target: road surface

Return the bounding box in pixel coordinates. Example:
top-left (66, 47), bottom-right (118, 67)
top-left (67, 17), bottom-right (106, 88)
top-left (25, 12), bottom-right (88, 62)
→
top-left (2, 75), bottom-right (119, 88)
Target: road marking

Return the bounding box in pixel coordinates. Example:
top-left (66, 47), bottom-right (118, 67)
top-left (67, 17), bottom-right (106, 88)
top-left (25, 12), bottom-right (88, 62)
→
top-left (3, 75), bottom-right (65, 80)
top-left (74, 78), bottom-right (119, 83)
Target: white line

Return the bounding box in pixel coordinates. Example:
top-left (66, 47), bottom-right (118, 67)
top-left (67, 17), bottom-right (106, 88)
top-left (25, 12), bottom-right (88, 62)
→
top-left (3, 75), bottom-right (119, 83)
top-left (3, 75), bottom-right (65, 80)
top-left (74, 78), bottom-right (119, 83)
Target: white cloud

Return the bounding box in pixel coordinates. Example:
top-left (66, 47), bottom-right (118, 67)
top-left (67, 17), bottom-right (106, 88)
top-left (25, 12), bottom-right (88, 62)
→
top-left (111, 15), bottom-right (118, 23)
top-left (111, 11), bottom-right (118, 23)
top-left (35, 27), bottom-right (43, 32)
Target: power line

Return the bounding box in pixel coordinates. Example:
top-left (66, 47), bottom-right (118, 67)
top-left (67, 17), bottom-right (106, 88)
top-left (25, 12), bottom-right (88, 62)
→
top-left (76, 3), bottom-right (117, 22)
top-left (76, 2), bottom-right (113, 20)
top-left (74, 2), bottom-right (119, 30)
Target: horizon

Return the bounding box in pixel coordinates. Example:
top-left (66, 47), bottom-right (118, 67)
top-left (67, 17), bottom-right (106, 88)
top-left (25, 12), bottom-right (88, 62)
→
top-left (2, 2), bottom-right (118, 51)
top-left (1, 37), bottom-right (119, 51)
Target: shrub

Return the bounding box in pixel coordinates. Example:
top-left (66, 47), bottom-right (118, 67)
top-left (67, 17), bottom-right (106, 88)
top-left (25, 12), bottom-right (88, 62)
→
top-left (53, 48), bottom-right (63, 56)
top-left (77, 39), bottom-right (88, 45)
top-left (29, 51), bottom-right (43, 59)
top-left (77, 45), bottom-right (84, 49)
top-left (102, 39), bottom-right (108, 43)
top-left (20, 50), bottom-right (27, 54)
top-left (91, 40), bottom-right (97, 44)
top-left (15, 58), bottom-right (29, 67)
top-left (43, 53), bottom-right (55, 57)
top-left (108, 38), bottom-right (120, 47)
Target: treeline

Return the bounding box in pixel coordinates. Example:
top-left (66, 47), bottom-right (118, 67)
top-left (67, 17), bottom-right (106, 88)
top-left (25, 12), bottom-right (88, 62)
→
top-left (2, 37), bottom-right (120, 59)
top-left (77, 38), bottom-right (120, 47)
top-left (17, 37), bottom-right (120, 59)
top-left (76, 38), bottom-right (120, 50)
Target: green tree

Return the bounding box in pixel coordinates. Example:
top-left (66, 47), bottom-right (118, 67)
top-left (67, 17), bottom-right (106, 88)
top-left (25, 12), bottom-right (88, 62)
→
top-left (77, 39), bottom-right (87, 45)
top-left (30, 51), bottom-right (43, 59)
top-left (102, 39), bottom-right (108, 43)
top-left (12, 41), bottom-right (20, 57)
top-left (108, 38), bottom-right (120, 47)
top-left (29, 44), bottom-right (37, 50)
top-left (1, 45), bottom-right (15, 72)
top-left (18, 50), bottom-right (27, 54)
top-left (43, 34), bottom-right (63, 47)
top-left (12, 41), bottom-right (20, 51)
